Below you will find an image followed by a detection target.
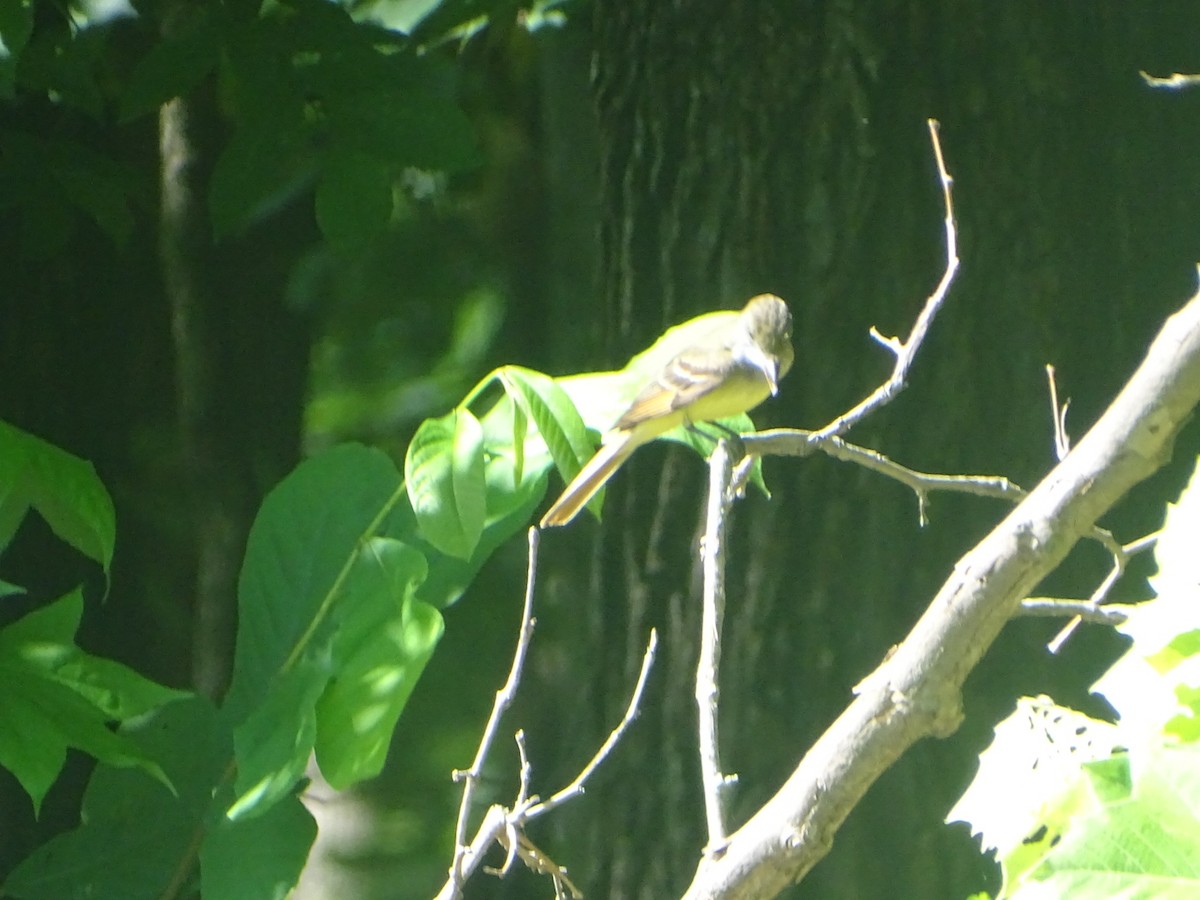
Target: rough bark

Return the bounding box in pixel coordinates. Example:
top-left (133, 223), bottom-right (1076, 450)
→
top-left (531, 3), bottom-right (1200, 898)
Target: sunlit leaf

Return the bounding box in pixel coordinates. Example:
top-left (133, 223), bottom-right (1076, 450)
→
top-left (224, 444), bottom-right (403, 726)
top-left (405, 409), bottom-right (486, 559)
top-left (315, 538), bottom-right (441, 788)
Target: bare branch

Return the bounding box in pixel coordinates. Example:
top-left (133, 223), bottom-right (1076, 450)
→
top-left (1046, 529), bottom-right (1160, 653)
top-left (696, 439), bottom-right (736, 854)
top-left (681, 272), bottom-right (1200, 899)
top-left (813, 119), bottom-right (959, 439)
top-left (436, 531), bottom-right (658, 899)
top-left (1140, 70), bottom-right (1200, 90)
top-left (1046, 364), bottom-right (1072, 461)
top-left (440, 528), bottom-right (541, 898)
top-left (1017, 598), bottom-right (1134, 627)
top-left (524, 628), bottom-right (658, 819)
top-left (745, 429), bottom-right (1025, 524)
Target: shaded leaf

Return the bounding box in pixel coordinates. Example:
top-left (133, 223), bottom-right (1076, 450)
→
top-left (209, 118), bottom-right (315, 238)
top-left (119, 18), bottom-right (219, 122)
top-left (5, 697), bottom-right (230, 900)
top-left (0, 591), bottom-right (184, 814)
top-left (0, 0), bottom-right (34, 98)
top-left (314, 149), bottom-right (394, 249)
top-left (224, 444), bottom-right (403, 725)
top-left (0, 420), bottom-right (114, 570)
top-left (201, 793), bottom-right (316, 900)
top-left (228, 651), bottom-right (328, 820)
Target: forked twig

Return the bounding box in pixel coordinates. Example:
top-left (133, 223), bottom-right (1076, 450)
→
top-left (435, 525), bottom-right (658, 900)
top-left (813, 119), bottom-right (959, 440)
top-left (695, 120), bottom-right (962, 866)
top-left (444, 529), bottom-right (541, 892)
top-left (1044, 530), bottom-right (1160, 652)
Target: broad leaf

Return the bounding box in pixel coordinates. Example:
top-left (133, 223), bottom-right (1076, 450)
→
top-left (405, 409), bottom-right (486, 559)
top-left (0, 420), bottom-right (115, 573)
top-left (315, 538), bottom-right (441, 787)
top-left (4, 697), bottom-right (228, 900)
top-left (499, 365), bottom-right (592, 487)
top-left (201, 793), bottom-right (316, 900)
top-left (119, 17), bottom-right (219, 122)
top-left (224, 443), bottom-right (404, 725)
top-left (314, 149), bottom-right (395, 250)
top-left (0, 591), bottom-right (185, 814)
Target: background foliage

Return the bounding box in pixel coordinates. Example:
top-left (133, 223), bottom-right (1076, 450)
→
top-left (3, 0), bottom-right (1200, 898)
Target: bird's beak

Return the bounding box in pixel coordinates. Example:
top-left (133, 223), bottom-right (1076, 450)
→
top-left (759, 352), bottom-right (780, 396)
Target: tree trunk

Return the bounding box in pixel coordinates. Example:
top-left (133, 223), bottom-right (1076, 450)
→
top-left (531, 3), bottom-right (1200, 898)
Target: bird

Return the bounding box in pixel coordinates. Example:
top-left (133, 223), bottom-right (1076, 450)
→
top-left (540, 294), bottom-right (793, 527)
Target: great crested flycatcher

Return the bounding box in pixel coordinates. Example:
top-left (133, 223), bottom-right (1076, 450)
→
top-left (540, 293), bottom-right (794, 528)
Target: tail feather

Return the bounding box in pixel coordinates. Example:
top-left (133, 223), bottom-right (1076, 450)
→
top-left (540, 432), bottom-right (637, 527)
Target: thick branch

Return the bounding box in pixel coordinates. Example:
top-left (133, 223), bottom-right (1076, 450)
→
top-left (682, 272), bottom-right (1200, 899)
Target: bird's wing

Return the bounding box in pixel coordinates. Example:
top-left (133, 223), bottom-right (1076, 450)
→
top-left (614, 347), bottom-right (731, 429)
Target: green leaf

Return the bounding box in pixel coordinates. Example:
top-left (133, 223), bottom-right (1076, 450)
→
top-left (392, 448), bottom-right (544, 610)
top-left (119, 18), bottom-right (219, 122)
top-left (0, 591), bottom-right (185, 814)
top-left (1094, 456), bottom-right (1200, 738)
top-left (209, 118), bottom-right (314, 238)
top-left (15, 21), bottom-right (106, 117)
top-left (1014, 745), bottom-right (1200, 899)
top-left (223, 445), bottom-right (419, 820)
top-left (498, 365), bottom-right (593, 487)
top-left (0, 413), bottom-right (115, 574)
top-left (405, 409), bottom-right (486, 559)
top-left (947, 695), bottom-right (1120, 873)
top-left (510, 392), bottom-right (528, 487)
top-left (409, 0), bottom-right (522, 45)
top-left (326, 87), bottom-right (479, 173)
top-left (665, 413), bottom-right (771, 497)
top-left (5, 697), bottom-right (232, 900)
top-left (0, 0), bottom-right (34, 98)
top-left (315, 538), bottom-right (441, 788)
top-left (201, 793), bottom-right (316, 900)
top-left (314, 149), bottom-right (394, 250)
top-left (954, 460), bottom-right (1200, 898)
top-left (228, 650), bottom-right (328, 820)
top-left (224, 444), bottom-right (404, 726)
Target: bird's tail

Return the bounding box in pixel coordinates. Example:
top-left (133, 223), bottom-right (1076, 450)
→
top-left (539, 431), bottom-right (637, 528)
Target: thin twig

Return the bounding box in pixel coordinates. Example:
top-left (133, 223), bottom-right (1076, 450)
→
top-left (1046, 364), bottom-right (1071, 461)
top-left (1046, 530), bottom-right (1160, 653)
top-left (813, 118), bottom-right (959, 440)
top-left (1140, 70), bottom-right (1200, 90)
top-left (696, 439), bottom-right (735, 854)
top-left (1017, 598), bottom-right (1134, 627)
top-left (524, 628), bottom-right (659, 818)
top-left (744, 429), bottom-right (1133, 567)
top-left (435, 581), bottom-right (656, 898)
top-left (745, 428), bottom-right (1025, 521)
top-left (444, 528), bottom-right (541, 894)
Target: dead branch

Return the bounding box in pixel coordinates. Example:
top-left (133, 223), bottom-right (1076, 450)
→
top-left (681, 269), bottom-right (1200, 899)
